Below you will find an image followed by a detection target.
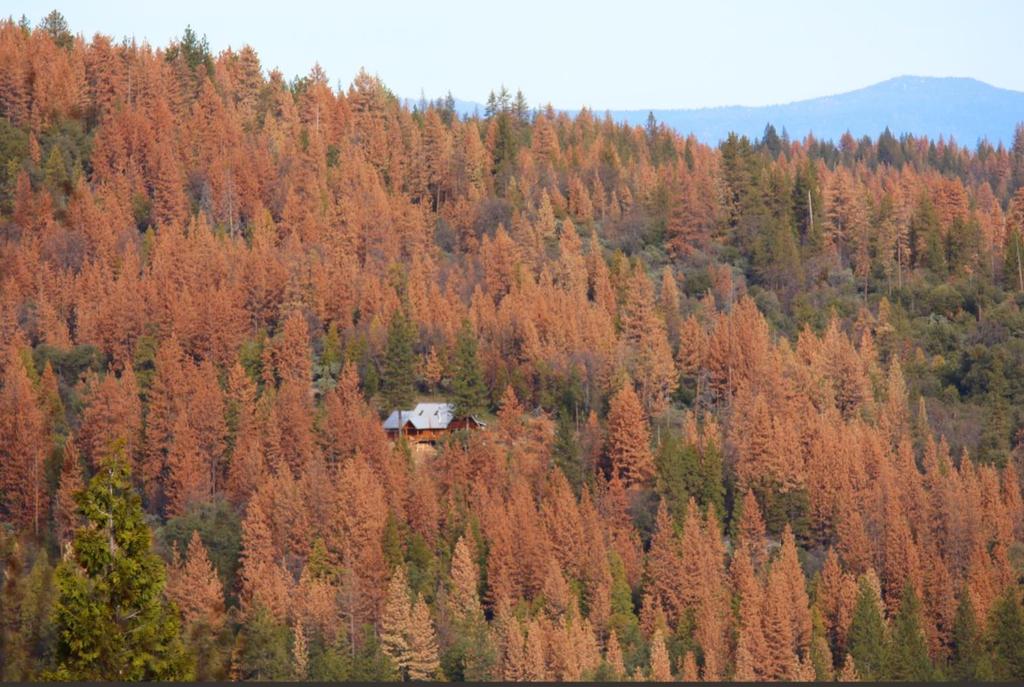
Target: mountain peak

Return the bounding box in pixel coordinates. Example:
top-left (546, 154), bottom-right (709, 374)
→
top-left (429, 76), bottom-right (1022, 145)
top-left (609, 76), bottom-right (1024, 144)
top-left (871, 75), bottom-right (996, 91)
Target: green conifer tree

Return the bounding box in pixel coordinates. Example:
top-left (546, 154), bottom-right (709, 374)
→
top-left (882, 584), bottom-right (935, 680)
top-left (351, 625), bottom-right (399, 681)
top-left (808, 607), bottom-right (834, 680)
top-left (950, 591), bottom-right (990, 680)
top-left (607, 551), bottom-right (642, 670)
top-left (231, 605), bottom-right (293, 681)
top-left (1, 550), bottom-right (56, 680)
top-left (911, 197), bottom-right (945, 274)
top-left (307, 634), bottom-right (354, 681)
top-left (1004, 226), bottom-right (1024, 291)
top-left (314, 322), bottom-right (344, 393)
top-left (847, 576), bottom-right (886, 681)
top-left (977, 356), bottom-right (1011, 467)
top-left (657, 429), bottom-right (725, 523)
top-left (793, 158), bottom-right (824, 252)
top-left (552, 412), bottom-right (584, 493)
top-left (381, 310), bottom-right (417, 413)
top-left (49, 443), bottom-right (192, 680)
top-left (987, 590), bottom-right (1024, 681)
top-left (306, 626), bottom-right (397, 682)
top-left (40, 10), bottom-right (73, 49)
top-left (42, 146), bottom-right (67, 201)
top-left (450, 320), bottom-right (487, 417)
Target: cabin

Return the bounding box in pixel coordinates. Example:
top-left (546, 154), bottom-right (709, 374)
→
top-left (382, 402), bottom-right (486, 443)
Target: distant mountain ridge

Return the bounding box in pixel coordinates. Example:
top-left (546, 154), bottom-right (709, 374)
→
top-left (424, 76), bottom-right (1024, 145)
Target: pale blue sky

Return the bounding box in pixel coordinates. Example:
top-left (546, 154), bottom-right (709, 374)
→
top-left (11, 1), bottom-right (1024, 110)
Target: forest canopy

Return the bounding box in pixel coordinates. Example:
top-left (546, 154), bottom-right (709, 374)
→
top-left (0, 10), bottom-right (1024, 682)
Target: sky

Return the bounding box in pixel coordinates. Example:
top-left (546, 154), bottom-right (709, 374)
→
top-left (11, 1), bottom-right (1024, 110)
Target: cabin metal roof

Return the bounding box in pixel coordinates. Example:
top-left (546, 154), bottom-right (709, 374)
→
top-left (382, 402), bottom-right (486, 430)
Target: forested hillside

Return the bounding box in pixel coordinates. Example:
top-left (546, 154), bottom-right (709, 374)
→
top-left (1, 12), bottom-right (1024, 681)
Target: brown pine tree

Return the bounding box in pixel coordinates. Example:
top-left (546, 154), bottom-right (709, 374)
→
top-left (0, 347), bottom-right (49, 536)
top-left (732, 546), bottom-right (770, 679)
top-left (495, 611), bottom-right (526, 681)
top-left (736, 489), bottom-right (768, 570)
top-left (605, 629), bottom-right (625, 677)
top-left (516, 618), bottom-right (545, 680)
top-left (291, 621), bottom-right (308, 680)
top-left (658, 266), bottom-right (682, 349)
top-left (680, 650), bottom-right (699, 681)
top-left (733, 640), bottom-right (758, 681)
top-left (274, 310), bottom-right (311, 383)
top-left (165, 412), bottom-right (211, 517)
top-left (225, 428), bottom-right (266, 508)
top-left (836, 494), bottom-right (872, 575)
top-left (646, 502), bottom-right (682, 621)
top-left (605, 383), bottom-right (654, 486)
top-left (620, 263), bottom-right (677, 415)
top-left (274, 378), bottom-right (316, 475)
top-left (406, 596), bottom-right (441, 680)
top-left (141, 335), bottom-right (187, 509)
top-left (817, 548), bottom-right (858, 661)
top-left (879, 497), bottom-right (921, 616)
top-left (497, 384), bottom-right (524, 430)
top-left (449, 535), bottom-right (484, 624)
top-left (648, 627), bottom-right (672, 681)
top-left (332, 454), bottom-right (388, 627)
top-left (777, 525), bottom-right (813, 652)
top-left (763, 564), bottom-right (800, 681)
top-left (188, 361), bottom-right (228, 495)
top-left (238, 497), bottom-right (291, 620)
top-left (380, 566), bottom-right (413, 674)
top-left (78, 368), bottom-right (143, 468)
top-left (148, 116), bottom-right (188, 228)
top-left (665, 162), bottom-right (712, 257)
top-left (54, 436), bottom-right (85, 546)
top-left (837, 653), bottom-right (859, 681)
top-left (166, 531), bottom-right (226, 631)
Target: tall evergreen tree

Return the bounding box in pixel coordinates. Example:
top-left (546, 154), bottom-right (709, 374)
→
top-left (808, 607), bottom-right (834, 681)
top-left (1004, 225), bottom-right (1024, 291)
top-left (977, 356), bottom-right (1011, 467)
top-left (846, 575), bottom-right (886, 681)
top-left (987, 589), bottom-right (1024, 681)
top-left (950, 591), bottom-right (989, 681)
top-left (450, 320), bottom-right (487, 417)
top-left (793, 158), bottom-right (824, 251)
top-left (882, 584), bottom-right (934, 681)
top-left (39, 10), bottom-right (73, 49)
top-left (49, 444), bottom-right (192, 680)
top-left (381, 309), bottom-right (417, 413)
top-left (552, 411), bottom-right (584, 493)
top-left (910, 196), bottom-right (945, 273)
top-left (230, 605), bottom-right (293, 681)
top-left (753, 218), bottom-right (803, 294)
top-left (1, 549), bottom-right (56, 680)
top-left (655, 430), bottom-right (724, 521)
top-left (719, 133), bottom-right (768, 258)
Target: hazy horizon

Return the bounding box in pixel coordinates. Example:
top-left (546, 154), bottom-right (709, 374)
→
top-left (433, 75), bottom-right (1022, 114)
top-left (10, 1), bottom-right (1024, 111)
